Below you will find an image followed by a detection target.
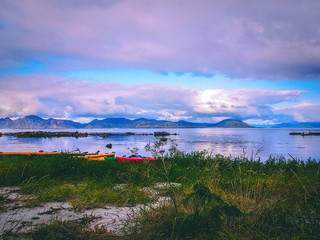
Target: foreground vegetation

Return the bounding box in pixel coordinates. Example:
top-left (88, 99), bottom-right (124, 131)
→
top-left (0, 148), bottom-right (319, 239)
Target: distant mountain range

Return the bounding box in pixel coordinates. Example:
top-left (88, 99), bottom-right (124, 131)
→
top-left (0, 115), bottom-right (253, 129)
top-left (0, 115), bottom-right (83, 129)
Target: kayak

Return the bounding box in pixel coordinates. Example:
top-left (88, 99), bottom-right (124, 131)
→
top-left (0, 152), bottom-right (115, 161)
top-left (87, 157), bottom-right (108, 161)
top-left (116, 156), bottom-right (156, 162)
top-left (83, 153), bottom-right (115, 159)
top-left (0, 151), bottom-right (62, 156)
top-left (79, 153), bottom-right (115, 161)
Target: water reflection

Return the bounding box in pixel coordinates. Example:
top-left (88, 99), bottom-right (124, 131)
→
top-left (0, 128), bottom-right (319, 160)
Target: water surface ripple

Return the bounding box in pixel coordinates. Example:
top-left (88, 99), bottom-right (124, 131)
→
top-left (1, 128), bottom-right (319, 161)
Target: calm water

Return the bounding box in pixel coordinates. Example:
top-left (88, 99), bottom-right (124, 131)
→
top-left (1, 128), bottom-right (320, 161)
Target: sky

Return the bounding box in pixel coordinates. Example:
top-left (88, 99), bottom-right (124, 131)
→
top-left (0, 0), bottom-right (320, 125)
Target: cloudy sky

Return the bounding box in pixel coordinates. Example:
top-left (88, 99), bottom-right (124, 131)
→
top-left (0, 0), bottom-right (320, 125)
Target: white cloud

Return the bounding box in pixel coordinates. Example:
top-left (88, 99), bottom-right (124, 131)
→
top-left (158, 110), bottom-right (190, 121)
top-left (0, 93), bottom-right (44, 117)
top-left (0, 74), bottom-right (314, 123)
top-left (245, 119), bottom-right (281, 126)
top-left (192, 89), bottom-right (303, 119)
top-left (274, 102), bottom-right (320, 122)
top-left (72, 117), bottom-right (96, 124)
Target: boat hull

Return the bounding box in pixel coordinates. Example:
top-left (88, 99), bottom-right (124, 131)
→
top-left (0, 152), bottom-right (115, 161)
top-left (0, 152), bottom-right (62, 156)
top-left (116, 156), bottom-right (156, 162)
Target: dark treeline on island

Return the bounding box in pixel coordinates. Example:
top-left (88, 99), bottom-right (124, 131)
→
top-left (0, 115), bottom-right (253, 129)
top-left (289, 131), bottom-right (320, 136)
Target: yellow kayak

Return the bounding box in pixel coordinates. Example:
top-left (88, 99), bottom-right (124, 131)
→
top-left (83, 153), bottom-right (115, 158)
top-left (0, 152), bottom-right (115, 161)
top-left (0, 152), bottom-right (61, 156)
top-left (87, 157), bottom-right (108, 161)
top-left (75, 153), bottom-right (115, 161)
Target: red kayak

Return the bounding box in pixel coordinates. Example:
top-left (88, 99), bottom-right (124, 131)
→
top-left (116, 156), bottom-right (157, 162)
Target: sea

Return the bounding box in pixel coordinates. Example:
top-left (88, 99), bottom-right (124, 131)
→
top-left (1, 128), bottom-right (320, 161)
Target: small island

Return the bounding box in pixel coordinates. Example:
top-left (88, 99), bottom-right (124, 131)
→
top-left (0, 131), bottom-right (178, 138)
top-left (289, 132), bottom-right (320, 136)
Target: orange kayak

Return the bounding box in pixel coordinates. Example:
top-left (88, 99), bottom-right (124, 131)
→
top-left (0, 152), bottom-right (61, 156)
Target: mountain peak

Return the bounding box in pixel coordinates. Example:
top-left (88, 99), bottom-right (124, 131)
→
top-left (214, 119), bottom-right (253, 128)
top-left (25, 115), bottom-right (43, 120)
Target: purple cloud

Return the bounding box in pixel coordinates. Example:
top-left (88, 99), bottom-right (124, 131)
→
top-left (1, 0), bottom-right (320, 79)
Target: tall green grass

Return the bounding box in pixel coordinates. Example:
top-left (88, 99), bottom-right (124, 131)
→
top-left (0, 152), bottom-right (319, 239)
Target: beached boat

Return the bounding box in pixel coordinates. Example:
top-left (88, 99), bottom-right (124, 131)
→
top-left (116, 156), bottom-right (156, 162)
top-left (85, 153), bottom-right (115, 161)
top-left (0, 151), bottom-right (62, 156)
top-left (73, 153), bottom-right (115, 161)
top-left (86, 157), bottom-right (109, 161)
top-left (83, 153), bottom-right (115, 159)
top-left (0, 151), bottom-right (115, 160)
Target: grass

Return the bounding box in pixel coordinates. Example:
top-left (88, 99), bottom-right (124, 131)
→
top-left (21, 180), bottom-right (151, 209)
top-left (1, 219), bottom-right (117, 240)
top-left (0, 152), bottom-right (320, 239)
